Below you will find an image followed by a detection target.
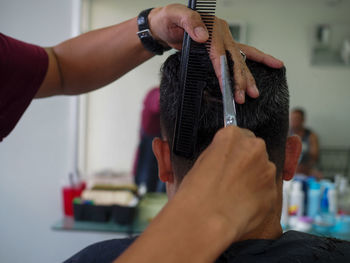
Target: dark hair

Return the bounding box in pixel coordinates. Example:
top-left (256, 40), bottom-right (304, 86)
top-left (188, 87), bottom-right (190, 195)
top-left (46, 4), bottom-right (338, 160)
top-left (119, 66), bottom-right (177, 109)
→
top-left (160, 52), bottom-right (289, 182)
top-left (292, 107), bottom-right (305, 120)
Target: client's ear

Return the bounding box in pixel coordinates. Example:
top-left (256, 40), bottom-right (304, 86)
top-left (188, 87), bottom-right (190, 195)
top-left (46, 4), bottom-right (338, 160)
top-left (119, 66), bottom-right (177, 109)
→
top-left (283, 135), bottom-right (302, 181)
top-left (152, 138), bottom-right (174, 183)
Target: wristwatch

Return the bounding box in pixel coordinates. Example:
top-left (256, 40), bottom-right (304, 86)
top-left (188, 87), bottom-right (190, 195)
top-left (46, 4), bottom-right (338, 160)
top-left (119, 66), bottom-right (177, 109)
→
top-left (137, 8), bottom-right (171, 55)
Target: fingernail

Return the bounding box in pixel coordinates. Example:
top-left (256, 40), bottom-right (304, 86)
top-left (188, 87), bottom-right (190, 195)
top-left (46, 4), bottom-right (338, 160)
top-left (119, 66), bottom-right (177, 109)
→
top-left (194, 27), bottom-right (209, 40)
top-left (274, 57), bottom-right (284, 67)
top-left (239, 90), bottom-right (245, 102)
top-left (236, 89), bottom-right (245, 103)
top-left (252, 85), bottom-right (259, 97)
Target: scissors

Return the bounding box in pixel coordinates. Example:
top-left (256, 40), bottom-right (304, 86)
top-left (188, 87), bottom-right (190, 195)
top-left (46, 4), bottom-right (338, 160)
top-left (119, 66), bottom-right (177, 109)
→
top-left (220, 55), bottom-right (237, 126)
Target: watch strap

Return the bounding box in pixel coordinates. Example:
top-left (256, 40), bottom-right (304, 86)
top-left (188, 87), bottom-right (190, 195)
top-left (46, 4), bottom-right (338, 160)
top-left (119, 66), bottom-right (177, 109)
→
top-left (137, 8), bottom-right (171, 55)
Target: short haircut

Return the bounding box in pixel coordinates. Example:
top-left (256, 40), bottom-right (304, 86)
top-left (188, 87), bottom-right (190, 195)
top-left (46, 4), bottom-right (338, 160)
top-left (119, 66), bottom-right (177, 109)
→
top-left (292, 107), bottom-right (305, 120)
top-left (159, 52), bottom-right (289, 182)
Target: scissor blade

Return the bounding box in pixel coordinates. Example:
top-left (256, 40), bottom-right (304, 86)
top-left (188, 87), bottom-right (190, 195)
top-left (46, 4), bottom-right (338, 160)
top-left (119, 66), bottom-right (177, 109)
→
top-left (220, 55), bottom-right (237, 126)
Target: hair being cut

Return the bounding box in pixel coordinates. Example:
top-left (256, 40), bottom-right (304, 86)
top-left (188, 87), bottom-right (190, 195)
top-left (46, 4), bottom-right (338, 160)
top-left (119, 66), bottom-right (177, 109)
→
top-left (160, 52), bottom-right (289, 182)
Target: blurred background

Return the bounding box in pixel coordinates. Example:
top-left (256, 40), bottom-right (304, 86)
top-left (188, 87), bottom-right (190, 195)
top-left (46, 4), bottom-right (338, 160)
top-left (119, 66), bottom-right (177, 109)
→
top-left (1, 0), bottom-right (350, 262)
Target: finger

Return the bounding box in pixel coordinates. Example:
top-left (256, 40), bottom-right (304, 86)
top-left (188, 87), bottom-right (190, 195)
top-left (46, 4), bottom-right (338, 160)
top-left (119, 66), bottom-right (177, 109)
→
top-left (235, 46), bottom-right (259, 98)
top-left (237, 43), bottom-right (284, 69)
top-left (254, 138), bottom-right (270, 160)
top-left (246, 72), bottom-right (259, 99)
top-left (224, 35), bottom-right (251, 103)
top-left (212, 127), bottom-right (256, 151)
top-left (239, 128), bottom-right (256, 138)
top-left (170, 4), bottom-right (209, 43)
top-left (228, 47), bottom-right (248, 104)
top-left (211, 126), bottom-right (241, 147)
top-left (219, 23), bottom-right (258, 101)
top-left (234, 59), bottom-right (260, 101)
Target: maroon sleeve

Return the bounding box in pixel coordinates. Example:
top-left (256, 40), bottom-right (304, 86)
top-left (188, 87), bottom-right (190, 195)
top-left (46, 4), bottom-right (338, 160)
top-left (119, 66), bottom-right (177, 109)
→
top-left (0, 33), bottom-right (48, 142)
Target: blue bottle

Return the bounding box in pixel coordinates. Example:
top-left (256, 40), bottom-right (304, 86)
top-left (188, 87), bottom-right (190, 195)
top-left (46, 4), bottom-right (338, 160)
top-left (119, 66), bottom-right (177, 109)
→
top-left (307, 181), bottom-right (321, 219)
top-left (314, 187), bottom-right (336, 234)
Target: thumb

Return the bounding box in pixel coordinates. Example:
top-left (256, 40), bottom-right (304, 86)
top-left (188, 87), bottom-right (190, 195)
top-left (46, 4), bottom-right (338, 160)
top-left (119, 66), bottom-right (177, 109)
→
top-left (178, 9), bottom-right (209, 42)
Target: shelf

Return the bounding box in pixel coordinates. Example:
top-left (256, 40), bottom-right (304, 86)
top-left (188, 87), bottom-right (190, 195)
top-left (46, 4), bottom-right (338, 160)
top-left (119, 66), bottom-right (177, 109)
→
top-left (52, 216), bottom-right (148, 234)
top-left (311, 48), bottom-right (350, 67)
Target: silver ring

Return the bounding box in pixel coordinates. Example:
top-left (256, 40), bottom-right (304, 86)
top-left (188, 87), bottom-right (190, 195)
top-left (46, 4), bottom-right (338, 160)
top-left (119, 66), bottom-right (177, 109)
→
top-left (240, 50), bottom-right (246, 61)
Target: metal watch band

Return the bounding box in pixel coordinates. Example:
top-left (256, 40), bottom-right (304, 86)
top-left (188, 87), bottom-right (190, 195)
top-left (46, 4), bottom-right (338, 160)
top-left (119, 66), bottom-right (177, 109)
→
top-left (137, 8), bottom-right (171, 55)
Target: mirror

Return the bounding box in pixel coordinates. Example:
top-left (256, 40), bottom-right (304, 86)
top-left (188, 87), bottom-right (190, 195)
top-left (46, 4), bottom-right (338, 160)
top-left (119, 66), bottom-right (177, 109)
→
top-left (78, 0), bottom-right (350, 184)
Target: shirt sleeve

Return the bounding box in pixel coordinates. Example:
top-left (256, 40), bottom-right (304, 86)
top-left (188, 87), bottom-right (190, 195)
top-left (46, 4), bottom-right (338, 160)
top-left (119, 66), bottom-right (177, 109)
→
top-left (0, 33), bottom-right (49, 142)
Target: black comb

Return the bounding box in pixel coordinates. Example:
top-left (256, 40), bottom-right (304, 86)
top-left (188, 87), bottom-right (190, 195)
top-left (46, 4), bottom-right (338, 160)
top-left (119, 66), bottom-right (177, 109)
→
top-left (172, 0), bottom-right (216, 158)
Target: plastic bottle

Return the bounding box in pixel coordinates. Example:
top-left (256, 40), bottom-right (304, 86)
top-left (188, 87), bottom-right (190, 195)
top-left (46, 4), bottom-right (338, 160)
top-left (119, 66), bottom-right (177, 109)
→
top-left (289, 180), bottom-right (304, 217)
top-left (314, 187), bottom-right (336, 234)
top-left (307, 181), bottom-right (321, 219)
top-left (281, 181), bottom-right (291, 228)
top-left (328, 183), bottom-right (338, 215)
top-left (338, 179), bottom-right (350, 215)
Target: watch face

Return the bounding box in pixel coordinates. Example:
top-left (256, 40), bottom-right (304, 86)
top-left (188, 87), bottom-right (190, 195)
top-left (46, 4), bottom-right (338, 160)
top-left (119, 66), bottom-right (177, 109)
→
top-left (137, 16), bottom-right (146, 26)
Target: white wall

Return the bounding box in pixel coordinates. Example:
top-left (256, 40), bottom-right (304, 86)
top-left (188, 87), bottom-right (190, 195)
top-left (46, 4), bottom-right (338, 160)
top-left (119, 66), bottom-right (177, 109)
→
top-left (0, 1), bottom-right (123, 262)
top-left (217, 0), bottom-right (350, 147)
top-left (85, 0), bottom-right (350, 174)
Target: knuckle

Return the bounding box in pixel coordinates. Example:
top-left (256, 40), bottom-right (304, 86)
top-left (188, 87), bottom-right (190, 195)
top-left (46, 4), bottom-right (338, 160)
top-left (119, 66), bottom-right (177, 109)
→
top-left (162, 5), bottom-right (172, 14)
top-left (235, 76), bottom-right (246, 87)
top-left (181, 11), bottom-right (201, 31)
top-left (262, 163), bottom-right (277, 186)
top-left (241, 136), bottom-right (254, 150)
top-left (221, 19), bottom-right (229, 27)
top-left (254, 138), bottom-right (267, 152)
top-left (252, 47), bottom-right (260, 53)
top-left (214, 127), bottom-right (229, 141)
top-left (215, 126), bottom-right (238, 142)
top-left (187, 10), bottom-right (200, 23)
top-left (180, 18), bottom-right (190, 30)
top-left (267, 162), bottom-right (277, 177)
top-left (248, 74), bottom-right (256, 84)
top-left (241, 128), bottom-right (255, 138)
top-left (234, 64), bottom-right (247, 78)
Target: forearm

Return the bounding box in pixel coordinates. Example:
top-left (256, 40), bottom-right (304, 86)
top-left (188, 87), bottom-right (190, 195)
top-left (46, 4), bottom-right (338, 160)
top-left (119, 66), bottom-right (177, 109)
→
top-left (37, 17), bottom-right (153, 97)
top-left (114, 190), bottom-right (236, 263)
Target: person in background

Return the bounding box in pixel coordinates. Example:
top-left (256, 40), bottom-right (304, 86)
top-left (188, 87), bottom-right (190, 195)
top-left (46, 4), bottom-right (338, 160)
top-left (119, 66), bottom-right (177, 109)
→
top-left (133, 87), bottom-right (165, 192)
top-left (290, 108), bottom-right (320, 177)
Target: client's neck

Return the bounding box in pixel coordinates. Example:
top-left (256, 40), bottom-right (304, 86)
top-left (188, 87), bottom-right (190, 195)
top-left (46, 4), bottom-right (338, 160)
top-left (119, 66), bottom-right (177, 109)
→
top-left (238, 186), bottom-right (284, 241)
top-left (239, 214), bottom-right (283, 241)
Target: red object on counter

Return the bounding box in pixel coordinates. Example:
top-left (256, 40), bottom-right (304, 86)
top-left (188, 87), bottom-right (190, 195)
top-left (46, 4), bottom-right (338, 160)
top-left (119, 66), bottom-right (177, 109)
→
top-left (62, 182), bottom-right (86, 216)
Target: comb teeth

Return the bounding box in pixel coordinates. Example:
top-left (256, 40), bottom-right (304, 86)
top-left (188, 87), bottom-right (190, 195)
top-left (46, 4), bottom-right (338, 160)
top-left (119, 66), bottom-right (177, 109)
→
top-left (195, 0), bottom-right (216, 50)
top-left (172, 0), bottom-right (216, 158)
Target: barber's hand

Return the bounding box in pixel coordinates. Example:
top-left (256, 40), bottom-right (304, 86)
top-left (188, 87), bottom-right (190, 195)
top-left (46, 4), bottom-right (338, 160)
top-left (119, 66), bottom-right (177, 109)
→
top-left (210, 17), bottom-right (283, 103)
top-left (149, 4), bottom-right (284, 104)
top-left (174, 126), bottom-right (277, 246)
top-left (114, 127), bottom-right (277, 263)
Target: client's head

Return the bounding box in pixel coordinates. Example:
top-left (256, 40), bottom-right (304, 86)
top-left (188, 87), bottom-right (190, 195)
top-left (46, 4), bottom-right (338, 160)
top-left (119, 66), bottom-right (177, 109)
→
top-left (153, 52), bottom-right (301, 198)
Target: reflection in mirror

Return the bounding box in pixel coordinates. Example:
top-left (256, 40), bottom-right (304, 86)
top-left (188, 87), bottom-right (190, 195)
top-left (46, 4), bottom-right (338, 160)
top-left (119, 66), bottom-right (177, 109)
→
top-left (74, 0), bottom-right (350, 229)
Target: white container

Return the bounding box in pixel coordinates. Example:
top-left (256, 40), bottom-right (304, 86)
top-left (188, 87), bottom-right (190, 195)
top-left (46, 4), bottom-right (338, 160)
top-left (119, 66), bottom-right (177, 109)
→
top-left (289, 181), bottom-right (304, 217)
top-left (281, 181), bottom-right (291, 227)
top-left (328, 185), bottom-right (338, 215)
